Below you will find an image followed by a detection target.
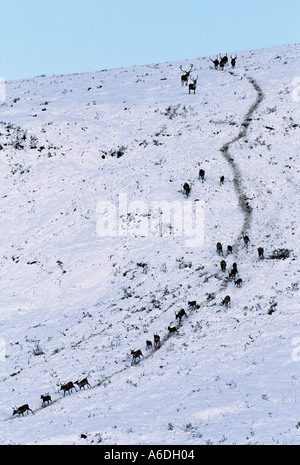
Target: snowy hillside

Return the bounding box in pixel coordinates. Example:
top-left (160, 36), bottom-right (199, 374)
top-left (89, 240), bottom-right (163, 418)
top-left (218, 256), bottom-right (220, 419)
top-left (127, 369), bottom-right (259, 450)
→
top-left (0, 44), bottom-right (299, 445)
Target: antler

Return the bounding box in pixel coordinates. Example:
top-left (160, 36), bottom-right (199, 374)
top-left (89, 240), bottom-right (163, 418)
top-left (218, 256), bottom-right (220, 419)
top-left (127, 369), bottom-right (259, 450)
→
top-left (180, 64), bottom-right (193, 73)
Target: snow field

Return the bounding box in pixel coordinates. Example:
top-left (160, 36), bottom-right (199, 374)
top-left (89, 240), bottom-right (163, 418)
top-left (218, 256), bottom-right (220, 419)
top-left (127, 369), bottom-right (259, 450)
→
top-left (0, 44), bottom-right (299, 444)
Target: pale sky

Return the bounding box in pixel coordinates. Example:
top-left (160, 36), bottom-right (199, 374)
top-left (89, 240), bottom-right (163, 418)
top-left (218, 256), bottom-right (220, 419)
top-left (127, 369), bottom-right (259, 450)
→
top-left (0, 0), bottom-right (299, 80)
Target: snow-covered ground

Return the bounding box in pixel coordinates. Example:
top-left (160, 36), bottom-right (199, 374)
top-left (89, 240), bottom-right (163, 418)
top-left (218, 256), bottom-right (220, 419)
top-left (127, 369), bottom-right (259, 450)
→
top-left (0, 44), bottom-right (299, 445)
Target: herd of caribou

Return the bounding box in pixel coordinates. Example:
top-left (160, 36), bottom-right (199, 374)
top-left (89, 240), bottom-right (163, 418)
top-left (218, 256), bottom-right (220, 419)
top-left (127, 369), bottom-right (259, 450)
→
top-left (131, 302), bottom-right (198, 364)
top-left (130, 161), bottom-right (265, 361)
top-left (209, 54), bottom-right (237, 70)
top-left (217, 238), bottom-right (265, 309)
top-left (180, 54), bottom-right (237, 94)
top-left (12, 51), bottom-right (255, 419)
top-left (180, 64), bottom-right (198, 94)
top-left (14, 221), bottom-right (264, 415)
top-left (182, 168), bottom-right (265, 311)
top-left (12, 378), bottom-right (91, 417)
top-left (130, 232), bottom-right (265, 365)
top-left (183, 168), bottom-right (226, 198)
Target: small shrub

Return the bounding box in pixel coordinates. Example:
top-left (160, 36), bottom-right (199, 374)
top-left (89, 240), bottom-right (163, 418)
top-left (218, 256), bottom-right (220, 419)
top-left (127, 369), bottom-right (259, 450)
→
top-left (270, 248), bottom-right (290, 260)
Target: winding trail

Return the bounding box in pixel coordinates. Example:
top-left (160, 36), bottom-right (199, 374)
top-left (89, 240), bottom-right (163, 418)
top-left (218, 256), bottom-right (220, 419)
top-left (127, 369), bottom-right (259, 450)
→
top-left (220, 74), bottom-right (264, 250)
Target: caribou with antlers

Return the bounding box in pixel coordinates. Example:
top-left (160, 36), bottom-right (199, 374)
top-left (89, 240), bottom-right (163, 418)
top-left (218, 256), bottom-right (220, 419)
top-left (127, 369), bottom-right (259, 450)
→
top-left (189, 76), bottom-right (198, 94)
top-left (13, 404), bottom-right (34, 416)
top-left (180, 64), bottom-right (193, 86)
top-left (75, 378), bottom-right (91, 390)
top-left (219, 55), bottom-right (227, 70)
top-left (210, 57), bottom-right (219, 69)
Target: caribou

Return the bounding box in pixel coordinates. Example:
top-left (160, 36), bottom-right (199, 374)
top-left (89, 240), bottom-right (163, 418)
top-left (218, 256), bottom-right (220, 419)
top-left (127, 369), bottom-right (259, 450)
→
top-left (189, 76), bottom-right (198, 94)
top-left (41, 394), bottom-right (52, 406)
top-left (220, 54), bottom-right (228, 68)
top-left (227, 245), bottom-right (233, 254)
top-left (229, 267), bottom-right (238, 280)
top-left (243, 235), bottom-right (250, 247)
top-left (188, 300), bottom-right (197, 308)
top-left (229, 263), bottom-right (238, 279)
top-left (199, 169), bottom-right (205, 182)
top-left (180, 64), bottom-right (193, 86)
top-left (154, 334), bottom-right (160, 349)
top-left (221, 295), bottom-right (231, 308)
top-left (183, 182), bottom-right (191, 197)
top-left (175, 308), bottom-right (187, 323)
top-left (258, 247), bottom-right (264, 259)
top-left (216, 242), bottom-right (223, 256)
top-left (219, 56), bottom-right (226, 70)
top-left (75, 378), bottom-right (91, 390)
top-left (13, 404), bottom-right (34, 416)
top-left (231, 55), bottom-right (237, 68)
top-left (220, 260), bottom-right (227, 272)
top-left (146, 340), bottom-right (152, 350)
top-left (210, 57), bottom-right (219, 69)
top-left (168, 326), bottom-right (178, 335)
top-left (234, 278), bottom-right (243, 288)
top-left (60, 381), bottom-right (77, 396)
top-left (220, 175), bottom-right (225, 185)
top-left (131, 349), bottom-right (144, 363)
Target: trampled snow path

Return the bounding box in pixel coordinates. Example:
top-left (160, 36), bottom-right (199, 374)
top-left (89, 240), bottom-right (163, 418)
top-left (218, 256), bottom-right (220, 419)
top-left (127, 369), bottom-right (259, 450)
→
top-left (218, 73), bottom-right (264, 291)
top-left (220, 74), bottom-right (264, 252)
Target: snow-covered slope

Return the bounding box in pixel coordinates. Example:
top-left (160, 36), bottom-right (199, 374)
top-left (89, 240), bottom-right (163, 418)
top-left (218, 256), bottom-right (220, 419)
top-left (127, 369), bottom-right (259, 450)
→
top-left (0, 44), bottom-right (299, 445)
